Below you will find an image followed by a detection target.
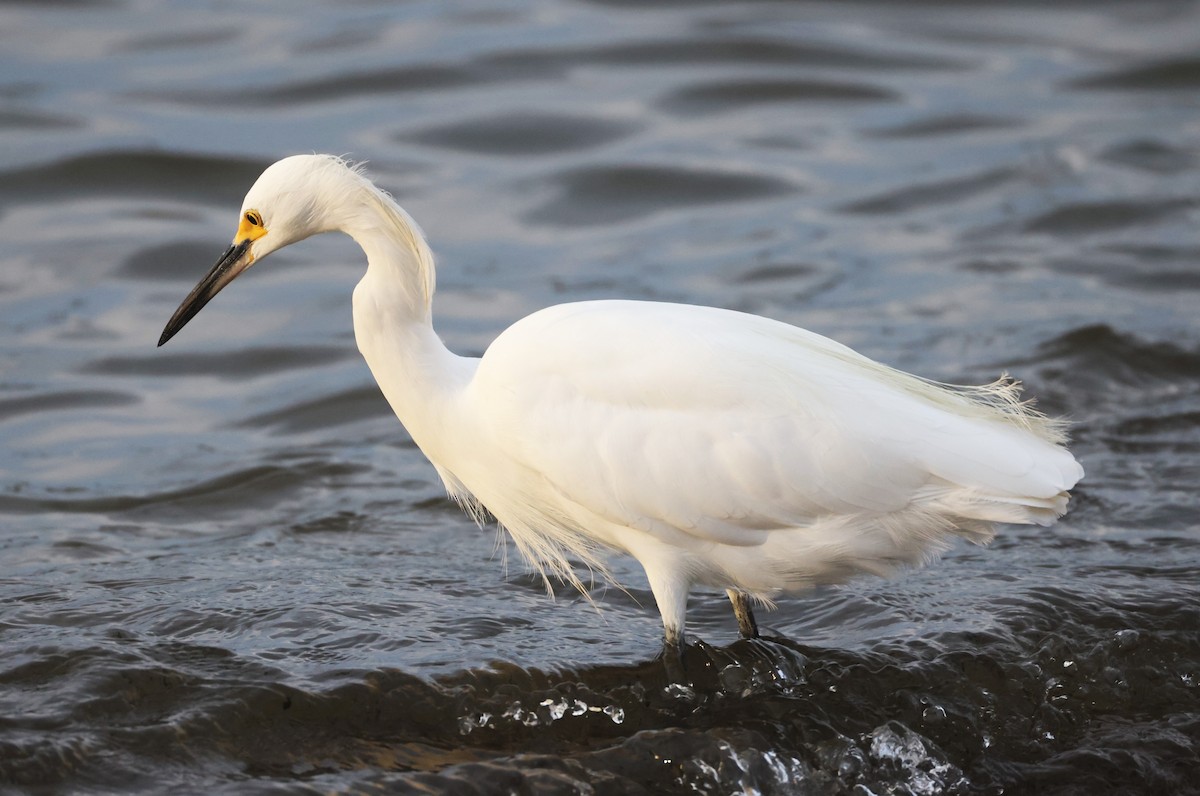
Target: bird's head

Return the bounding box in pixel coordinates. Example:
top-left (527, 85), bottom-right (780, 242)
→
top-left (157, 154), bottom-right (360, 346)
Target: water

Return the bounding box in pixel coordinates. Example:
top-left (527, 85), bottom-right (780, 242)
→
top-left (2, 0), bottom-right (1198, 792)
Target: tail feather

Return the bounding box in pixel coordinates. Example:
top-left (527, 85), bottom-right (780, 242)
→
top-left (918, 482), bottom-right (1073, 533)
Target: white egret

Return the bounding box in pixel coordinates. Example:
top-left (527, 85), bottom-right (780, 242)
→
top-left (159, 154), bottom-right (1083, 658)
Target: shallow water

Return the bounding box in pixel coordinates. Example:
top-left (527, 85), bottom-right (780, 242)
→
top-left (2, 0), bottom-right (1199, 793)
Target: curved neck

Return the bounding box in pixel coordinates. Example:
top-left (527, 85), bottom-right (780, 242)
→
top-left (339, 180), bottom-right (437, 324)
top-left (343, 183), bottom-right (475, 466)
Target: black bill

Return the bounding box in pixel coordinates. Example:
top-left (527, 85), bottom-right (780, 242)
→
top-left (158, 239), bottom-right (252, 347)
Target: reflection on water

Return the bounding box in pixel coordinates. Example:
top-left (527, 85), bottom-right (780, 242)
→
top-left (2, 0), bottom-right (1198, 793)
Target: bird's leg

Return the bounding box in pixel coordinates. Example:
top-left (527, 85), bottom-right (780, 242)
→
top-left (644, 566), bottom-right (691, 684)
top-left (726, 589), bottom-right (759, 639)
top-left (660, 625), bottom-right (688, 684)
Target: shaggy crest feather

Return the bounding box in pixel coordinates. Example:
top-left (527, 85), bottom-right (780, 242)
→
top-left (316, 155), bottom-right (437, 314)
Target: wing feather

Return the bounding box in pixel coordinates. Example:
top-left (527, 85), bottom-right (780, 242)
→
top-left (467, 301), bottom-right (1080, 553)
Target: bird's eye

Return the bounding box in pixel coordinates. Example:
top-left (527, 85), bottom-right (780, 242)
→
top-left (244, 211), bottom-right (263, 226)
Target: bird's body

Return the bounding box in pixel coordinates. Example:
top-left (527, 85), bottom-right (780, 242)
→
top-left (160, 155), bottom-right (1083, 649)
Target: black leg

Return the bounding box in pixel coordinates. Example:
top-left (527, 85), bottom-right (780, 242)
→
top-left (726, 589), bottom-right (759, 639)
top-left (658, 622), bottom-right (689, 684)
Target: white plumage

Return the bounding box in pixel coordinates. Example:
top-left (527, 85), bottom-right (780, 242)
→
top-left (160, 155), bottom-right (1083, 649)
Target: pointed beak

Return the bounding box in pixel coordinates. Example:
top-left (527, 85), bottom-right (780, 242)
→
top-left (158, 239), bottom-right (254, 347)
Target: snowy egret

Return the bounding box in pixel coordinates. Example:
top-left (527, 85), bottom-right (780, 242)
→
top-left (159, 154), bottom-right (1083, 655)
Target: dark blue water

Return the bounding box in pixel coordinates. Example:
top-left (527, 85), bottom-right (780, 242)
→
top-left (2, 1), bottom-right (1198, 793)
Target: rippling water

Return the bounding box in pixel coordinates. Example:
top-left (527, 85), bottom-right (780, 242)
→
top-left (2, 1), bottom-right (1198, 793)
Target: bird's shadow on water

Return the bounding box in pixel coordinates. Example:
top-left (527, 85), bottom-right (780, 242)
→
top-left (124, 619), bottom-right (1196, 793)
top-left (363, 637), bottom-right (982, 789)
top-left (435, 635), bottom-right (882, 746)
top-left (177, 636), bottom-right (961, 791)
top-left (199, 639), bottom-right (831, 777)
